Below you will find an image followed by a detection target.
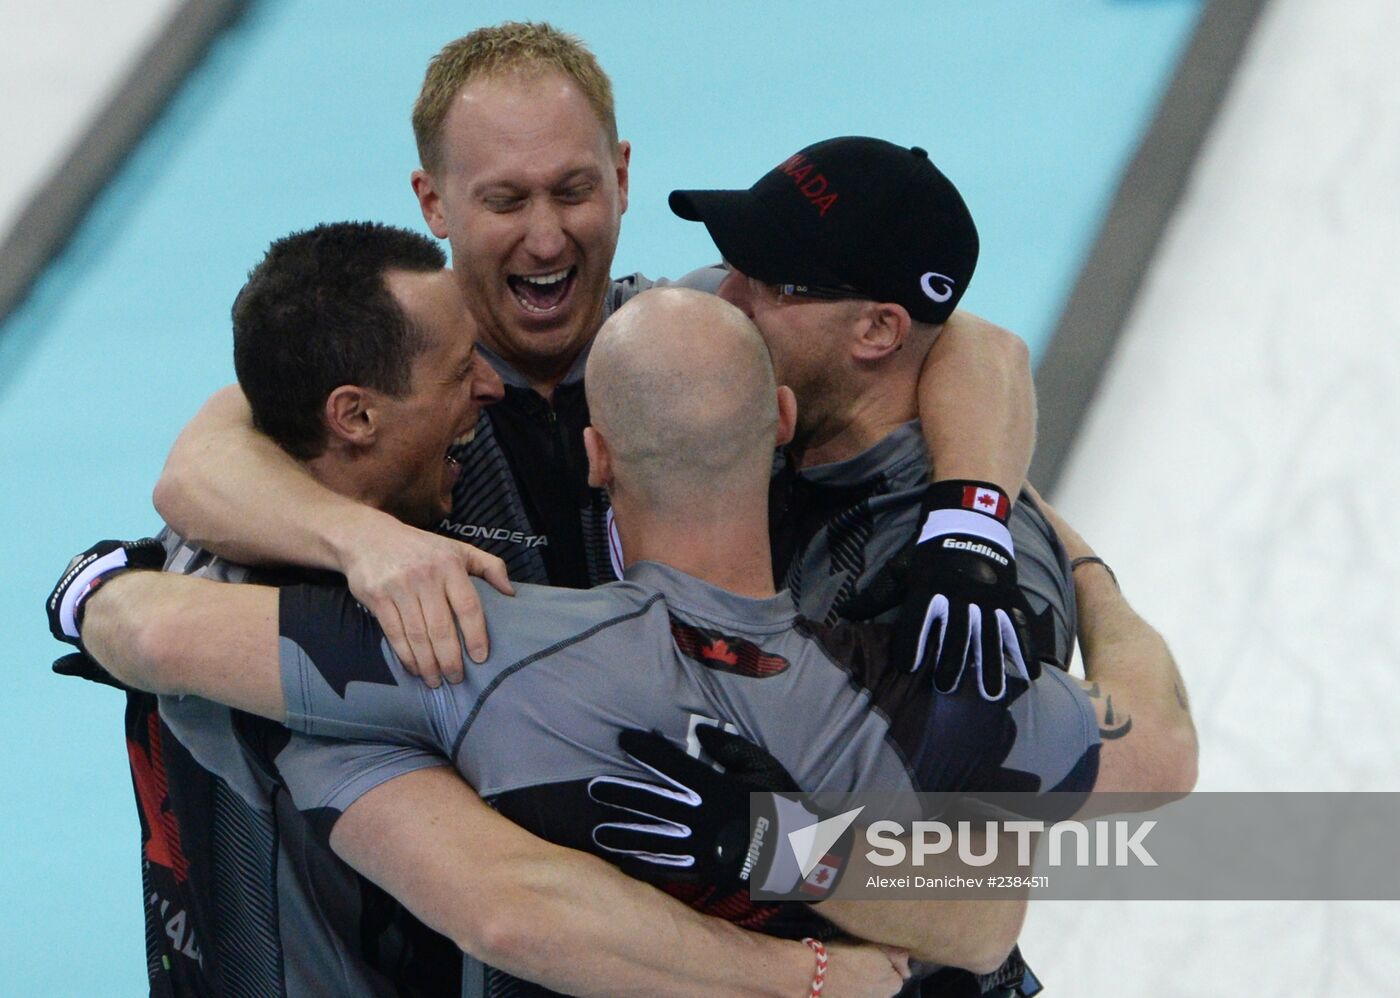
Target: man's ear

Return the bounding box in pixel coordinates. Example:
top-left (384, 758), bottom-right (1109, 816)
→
top-left (411, 169), bottom-right (450, 240)
top-left (324, 385), bottom-right (379, 446)
top-left (850, 302), bottom-right (911, 363)
top-left (614, 139), bottom-right (632, 216)
top-left (775, 385), bottom-right (797, 448)
top-left (584, 425), bottom-right (613, 489)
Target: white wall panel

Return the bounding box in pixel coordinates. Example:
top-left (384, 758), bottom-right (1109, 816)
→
top-left (0, 0), bottom-right (180, 237)
top-left (1028, 0), bottom-right (1400, 992)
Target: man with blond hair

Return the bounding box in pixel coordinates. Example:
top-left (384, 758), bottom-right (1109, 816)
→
top-left (154, 21), bottom-right (1041, 693)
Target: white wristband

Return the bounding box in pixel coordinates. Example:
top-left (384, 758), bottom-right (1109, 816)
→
top-left (918, 508), bottom-right (1014, 556)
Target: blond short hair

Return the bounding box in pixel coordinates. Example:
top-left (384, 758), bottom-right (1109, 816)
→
top-left (412, 21), bottom-right (618, 173)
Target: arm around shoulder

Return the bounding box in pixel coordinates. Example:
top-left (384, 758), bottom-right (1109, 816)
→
top-left (917, 310), bottom-right (1034, 495)
top-left (81, 572), bottom-right (286, 720)
top-left (151, 383), bottom-right (511, 685)
top-left (1026, 487), bottom-right (1199, 806)
top-left (153, 384), bottom-right (367, 568)
top-left (331, 766), bottom-right (893, 998)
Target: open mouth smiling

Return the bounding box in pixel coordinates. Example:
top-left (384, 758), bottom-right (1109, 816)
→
top-left (507, 266), bottom-right (577, 315)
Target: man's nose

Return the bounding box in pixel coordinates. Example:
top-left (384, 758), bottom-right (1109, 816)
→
top-left (716, 268), bottom-right (754, 317)
top-left (521, 201), bottom-right (568, 261)
top-left (474, 356), bottom-right (505, 404)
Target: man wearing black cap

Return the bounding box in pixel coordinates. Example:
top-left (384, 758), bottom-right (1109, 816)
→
top-left (672, 136), bottom-right (1040, 698)
top-left (661, 135), bottom-right (1198, 995)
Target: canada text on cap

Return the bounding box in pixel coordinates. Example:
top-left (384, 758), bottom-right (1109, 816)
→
top-left (670, 136), bottom-right (978, 325)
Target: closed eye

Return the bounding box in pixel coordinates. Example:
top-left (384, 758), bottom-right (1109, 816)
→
top-left (555, 183), bottom-right (594, 204)
top-left (484, 195), bottom-right (524, 212)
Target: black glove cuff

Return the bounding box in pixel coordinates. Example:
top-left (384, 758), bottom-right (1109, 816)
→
top-left (746, 795), bottom-right (859, 902)
top-left (48, 538), bottom-right (166, 647)
top-left (921, 479), bottom-right (1012, 523)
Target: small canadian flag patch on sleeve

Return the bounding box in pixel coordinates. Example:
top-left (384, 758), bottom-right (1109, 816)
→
top-left (962, 485), bottom-right (1010, 520)
top-left (800, 854), bottom-right (843, 897)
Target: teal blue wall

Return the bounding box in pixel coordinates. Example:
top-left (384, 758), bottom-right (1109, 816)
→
top-left (0, 2), bottom-right (1201, 991)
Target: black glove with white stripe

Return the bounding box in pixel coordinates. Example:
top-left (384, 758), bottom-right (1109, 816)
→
top-left (892, 481), bottom-right (1035, 701)
top-left (46, 538), bottom-right (165, 691)
top-left (588, 726), bottom-right (854, 901)
top-left (47, 537), bottom-right (165, 649)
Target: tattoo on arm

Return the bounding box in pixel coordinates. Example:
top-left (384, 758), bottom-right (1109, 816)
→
top-left (1099, 693), bottom-right (1133, 740)
top-left (1084, 681), bottom-right (1133, 740)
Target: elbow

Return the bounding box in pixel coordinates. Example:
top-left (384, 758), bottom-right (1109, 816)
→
top-left (968, 900), bottom-right (1027, 975)
top-left (451, 861), bottom-right (590, 976)
top-left (153, 383), bottom-right (247, 538)
top-left (127, 609), bottom-right (193, 696)
top-left (446, 871), bottom-right (549, 969)
top-left (960, 944), bottom-right (1017, 979)
top-left (151, 467), bottom-right (178, 524)
top-left (969, 319), bottom-right (1030, 379)
top-left (82, 591), bottom-right (174, 695)
top-left (941, 910), bottom-right (1024, 976)
top-left (998, 325), bottom-right (1032, 372)
top-left (451, 904), bottom-right (533, 970)
top-left (1131, 722), bottom-right (1198, 802)
top-left (939, 941), bottom-right (1015, 978)
top-left (1160, 724), bottom-right (1200, 800)
top-left (914, 899), bottom-right (1026, 976)
top-left (152, 460), bottom-right (195, 538)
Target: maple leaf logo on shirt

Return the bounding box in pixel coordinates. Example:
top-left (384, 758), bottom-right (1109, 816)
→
top-left (669, 618), bottom-right (790, 678)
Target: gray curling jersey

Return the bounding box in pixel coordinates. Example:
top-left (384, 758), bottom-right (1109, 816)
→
top-left (775, 421), bottom-right (1077, 672)
top-left (278, 560), bottom-right (1100, 995)
top-left (148, 531), bottom-right (459, 997)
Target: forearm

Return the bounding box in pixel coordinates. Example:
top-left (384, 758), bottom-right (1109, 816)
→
top-left (333, 770), bottom-right (816, 998)
top-left (81, 572), bottom-right (286, 719)
top-left (469, 852), bottom-right (817, 997)
top-left (1030, 488), bottom-right (1198, 799)
top-left (917, 311), bottom-right (1034, 495)
top-left (1074, 562), bottom-right (1198, 796)
top-left (820, 899), bottom-right (1021, 974)
top-left (818, 830), bottom-right (1026, 972)
top-left (153, 384), bottom-right (387, 569)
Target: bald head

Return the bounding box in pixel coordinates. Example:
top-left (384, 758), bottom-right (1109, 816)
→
top-left (586, 287), bottom-right (780, 509)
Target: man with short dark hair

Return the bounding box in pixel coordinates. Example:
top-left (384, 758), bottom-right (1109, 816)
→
top-left (232, 221), bottom-right (448, 460)
top-left (86, 220), bottom-right (506, 995)
top-left (69, 226), bottom-right (916, 997)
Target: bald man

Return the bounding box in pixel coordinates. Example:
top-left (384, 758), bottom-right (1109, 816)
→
top-left (63, 289), bottom-right (1104, 996)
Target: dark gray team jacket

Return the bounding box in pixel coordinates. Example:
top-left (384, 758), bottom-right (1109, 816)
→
top-left (771, 422), bottom-right (1078, 997)
top-left (276, 560), bottom-right (1099, 994)
top-left (777, 421), bottom-right (1077, 673)
top-left (148, 532), bottom-right (459, 996)
top-left (439, 270), bottom-right (724, 590)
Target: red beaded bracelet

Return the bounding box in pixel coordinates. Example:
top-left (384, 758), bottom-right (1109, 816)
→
top-left (802, 937), bottom-right (828, 996)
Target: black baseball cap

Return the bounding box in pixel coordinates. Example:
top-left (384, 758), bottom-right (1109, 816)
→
top-left (669, 136), bottom-right (978, 324)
